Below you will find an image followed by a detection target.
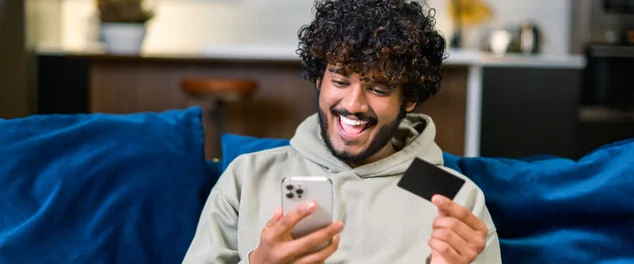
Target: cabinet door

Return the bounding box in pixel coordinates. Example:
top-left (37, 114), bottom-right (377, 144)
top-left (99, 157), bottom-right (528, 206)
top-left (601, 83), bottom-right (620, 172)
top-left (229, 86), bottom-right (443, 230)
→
top-left (481, 67), bottom-right (581, 159)
top-left (417, 66), bottom-right (469, 156)
top-left (0, 0), bottom-right (28, 118)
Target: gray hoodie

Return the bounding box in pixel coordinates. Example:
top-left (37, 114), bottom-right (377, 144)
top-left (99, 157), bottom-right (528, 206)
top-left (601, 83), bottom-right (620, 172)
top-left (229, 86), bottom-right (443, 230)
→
top-left (183, 113), bottom-right (501, 264)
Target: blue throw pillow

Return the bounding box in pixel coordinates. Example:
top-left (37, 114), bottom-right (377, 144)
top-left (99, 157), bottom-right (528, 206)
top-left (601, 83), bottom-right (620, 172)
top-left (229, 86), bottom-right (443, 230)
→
top-left (456, 138), bottom-right (634, 264)
top-left (0, 107), bottom-right (211, 264)
top-left (442, 152), bottom-right (463, 173)
top-left (220, 133), bottom-right (291, 172)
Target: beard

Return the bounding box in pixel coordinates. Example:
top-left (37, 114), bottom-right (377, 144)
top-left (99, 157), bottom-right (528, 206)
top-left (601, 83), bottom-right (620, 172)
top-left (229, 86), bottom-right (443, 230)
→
top-left (318, 104), bottom-right (407, 164)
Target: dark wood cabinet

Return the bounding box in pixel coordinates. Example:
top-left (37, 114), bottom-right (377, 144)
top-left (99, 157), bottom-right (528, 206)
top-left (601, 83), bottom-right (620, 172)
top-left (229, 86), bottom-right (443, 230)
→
top-left (0, 0), bottom-right (30, 118)
top-left (480, 67), bottom-right (583, 159)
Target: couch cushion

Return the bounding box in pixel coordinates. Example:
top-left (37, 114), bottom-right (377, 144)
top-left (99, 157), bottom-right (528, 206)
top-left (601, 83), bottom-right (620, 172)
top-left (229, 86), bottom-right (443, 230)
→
top-left (456, 138), bottom-right (634, 263)
top-left (220, 133), bottom-right (291, 171)
top-left (0, 107), bottom-right (211, 264)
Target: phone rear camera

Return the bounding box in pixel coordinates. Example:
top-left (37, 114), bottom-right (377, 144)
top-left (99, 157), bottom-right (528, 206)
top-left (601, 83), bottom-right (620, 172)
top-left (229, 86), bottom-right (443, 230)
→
top-left (286, 192), bottom-right (294, 199)
top-left (285, 184), bottom-right (294, 190)
top-left (296, 188), bottom-right (304, 195)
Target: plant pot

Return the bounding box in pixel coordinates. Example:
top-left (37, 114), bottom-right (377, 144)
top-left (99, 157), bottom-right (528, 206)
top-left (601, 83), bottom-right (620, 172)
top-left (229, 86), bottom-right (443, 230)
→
top-left (100, 22), bottom-right (147, 54)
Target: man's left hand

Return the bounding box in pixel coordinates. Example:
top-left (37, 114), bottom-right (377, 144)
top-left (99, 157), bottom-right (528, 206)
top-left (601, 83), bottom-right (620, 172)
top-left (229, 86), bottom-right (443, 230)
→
top-left (428, 195), bottom-right (488, 264)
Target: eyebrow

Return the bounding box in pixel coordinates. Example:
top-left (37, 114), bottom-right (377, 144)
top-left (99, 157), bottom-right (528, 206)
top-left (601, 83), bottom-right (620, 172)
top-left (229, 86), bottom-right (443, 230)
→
top-left (328, 66), bottom-right (391, 86)
top-left (360, 77), bottom-right (390, 87)
top-left (360, 76), bottom-right (382, 83)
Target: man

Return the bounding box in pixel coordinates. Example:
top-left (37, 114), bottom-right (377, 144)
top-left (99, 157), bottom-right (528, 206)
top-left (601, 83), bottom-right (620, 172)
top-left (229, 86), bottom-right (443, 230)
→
top-left (184, 0), bottom-right (501, 263)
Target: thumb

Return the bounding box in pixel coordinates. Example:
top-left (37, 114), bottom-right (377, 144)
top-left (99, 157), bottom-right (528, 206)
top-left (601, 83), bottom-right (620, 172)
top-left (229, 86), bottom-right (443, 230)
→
top-left (432, 195), bottom-right (449, 217)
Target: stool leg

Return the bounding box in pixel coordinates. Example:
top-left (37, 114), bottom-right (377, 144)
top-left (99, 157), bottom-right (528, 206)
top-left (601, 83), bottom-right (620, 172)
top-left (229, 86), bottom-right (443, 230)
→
top-left (209, 100), bottom-right (226, 158)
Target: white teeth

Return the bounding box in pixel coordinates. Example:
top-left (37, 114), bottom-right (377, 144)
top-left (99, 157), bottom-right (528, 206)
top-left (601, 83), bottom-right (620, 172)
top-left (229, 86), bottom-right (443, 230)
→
top-left (340, 116), bottom-right (368, 126)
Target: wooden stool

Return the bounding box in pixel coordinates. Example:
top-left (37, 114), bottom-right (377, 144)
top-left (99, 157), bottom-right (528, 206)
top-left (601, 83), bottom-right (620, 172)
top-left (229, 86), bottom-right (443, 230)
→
top-left (181, 78), bottom-right (258, 157)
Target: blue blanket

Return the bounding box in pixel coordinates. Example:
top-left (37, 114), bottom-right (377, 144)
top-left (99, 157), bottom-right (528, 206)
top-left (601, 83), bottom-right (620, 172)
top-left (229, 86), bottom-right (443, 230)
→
top-left (0, 108), bottom-right (211, 264)
top-left (449, 138), bottom-right (634, 264)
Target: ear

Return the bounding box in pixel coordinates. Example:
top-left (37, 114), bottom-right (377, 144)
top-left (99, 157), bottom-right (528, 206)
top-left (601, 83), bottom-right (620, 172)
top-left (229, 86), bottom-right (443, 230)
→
top-left (405, 101), bottom-right (417, 112)
top-left (315, 78), bottom-right (321, 90)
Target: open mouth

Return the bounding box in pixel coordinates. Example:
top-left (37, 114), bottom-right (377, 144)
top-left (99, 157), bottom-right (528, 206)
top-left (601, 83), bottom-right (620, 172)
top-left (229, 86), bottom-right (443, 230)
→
top-left (336, 115), bottom-right (371, 140)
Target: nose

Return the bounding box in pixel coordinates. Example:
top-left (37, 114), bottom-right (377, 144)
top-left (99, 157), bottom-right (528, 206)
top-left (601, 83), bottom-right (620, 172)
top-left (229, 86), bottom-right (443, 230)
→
top-left (342, 85), bottom-right (369, 114)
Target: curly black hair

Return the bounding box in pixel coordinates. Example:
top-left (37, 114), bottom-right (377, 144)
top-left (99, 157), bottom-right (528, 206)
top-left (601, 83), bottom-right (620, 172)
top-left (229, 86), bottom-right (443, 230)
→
top-left (297, 0), bottom-right (447, 105)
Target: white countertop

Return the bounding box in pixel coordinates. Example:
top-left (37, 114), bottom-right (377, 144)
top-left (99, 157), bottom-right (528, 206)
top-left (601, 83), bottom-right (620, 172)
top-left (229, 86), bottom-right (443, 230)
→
top-left (201, 46), bottom-right (586, 69)
top-left (471, 52), bottom-right (586, 69)
top-left (36, 45), bottom-right (586, 69)
top-left (201, 45), bottom-right (300, 61)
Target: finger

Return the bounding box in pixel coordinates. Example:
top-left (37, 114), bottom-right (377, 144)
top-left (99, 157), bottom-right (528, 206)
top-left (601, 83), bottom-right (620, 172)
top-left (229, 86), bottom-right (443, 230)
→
top-left (432, 195), bottom-right (488, 235)
top-left (433, 217), bottom-right (487, 253)
top-left (274, 201), bottom-right (317, 236)
top-left (266, 207), bottom-right (284, 228)
top-left (292, 234), bottom-right (341, 264)
top-left (274, 207), bottom-right (283, 221)
top-left (432, 228), bottom-right (477, 258)
top-left (428, 238), bottom-right (462, 264)
top-left (287, 221), bottom-right (344, 255)
top-left (437, 208), bottom-right (448, 218)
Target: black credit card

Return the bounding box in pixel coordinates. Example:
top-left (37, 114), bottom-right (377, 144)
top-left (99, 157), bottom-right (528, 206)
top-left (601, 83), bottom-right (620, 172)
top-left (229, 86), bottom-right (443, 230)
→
top-left (397, 158), bottom-right (466, 201)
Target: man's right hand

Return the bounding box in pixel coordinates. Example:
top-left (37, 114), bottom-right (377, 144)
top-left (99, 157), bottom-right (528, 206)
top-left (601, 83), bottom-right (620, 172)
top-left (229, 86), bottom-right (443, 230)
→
top-left (249, 201), bottom-right (344, 264)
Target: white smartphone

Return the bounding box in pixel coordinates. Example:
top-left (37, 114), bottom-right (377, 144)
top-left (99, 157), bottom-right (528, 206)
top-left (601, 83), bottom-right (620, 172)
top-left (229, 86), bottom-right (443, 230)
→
top-left (281, 176), bottom-right (334, 241)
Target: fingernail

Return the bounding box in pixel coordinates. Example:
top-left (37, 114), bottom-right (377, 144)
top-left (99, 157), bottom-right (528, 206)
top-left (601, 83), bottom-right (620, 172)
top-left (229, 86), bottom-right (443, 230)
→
top-left (304, 202), bottom-right (317, 213)
top-left (432, 195), bottom-right (444, 205)
top-left (333, 221), bottom-right (344, 232)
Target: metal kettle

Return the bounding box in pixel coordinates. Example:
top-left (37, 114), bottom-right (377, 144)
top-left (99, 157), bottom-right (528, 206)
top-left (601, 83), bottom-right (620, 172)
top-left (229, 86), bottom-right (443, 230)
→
top-left (518, 21), bottom-right (541, 54)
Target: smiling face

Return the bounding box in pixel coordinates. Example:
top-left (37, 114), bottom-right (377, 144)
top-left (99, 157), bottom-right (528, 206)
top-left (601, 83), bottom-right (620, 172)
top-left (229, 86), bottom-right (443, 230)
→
top-left (298, 0), bottom-right (447, 165)
top-left (318, 65), bottom-right (417, 166)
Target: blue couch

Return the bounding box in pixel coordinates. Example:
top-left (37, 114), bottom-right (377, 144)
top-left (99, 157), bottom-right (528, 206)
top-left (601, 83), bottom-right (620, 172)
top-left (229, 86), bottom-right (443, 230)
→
top-left (1, 107), bottom-right (633, 264)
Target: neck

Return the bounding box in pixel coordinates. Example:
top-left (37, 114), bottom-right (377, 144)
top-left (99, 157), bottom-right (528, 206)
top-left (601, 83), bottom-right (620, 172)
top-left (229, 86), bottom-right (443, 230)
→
top-left (347, 142), bottom-right (396, 168)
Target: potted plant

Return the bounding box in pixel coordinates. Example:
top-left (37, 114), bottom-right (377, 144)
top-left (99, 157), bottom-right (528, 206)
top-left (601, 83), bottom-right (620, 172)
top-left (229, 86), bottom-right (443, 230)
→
top-left (96, 0), bottom-right (155, 54)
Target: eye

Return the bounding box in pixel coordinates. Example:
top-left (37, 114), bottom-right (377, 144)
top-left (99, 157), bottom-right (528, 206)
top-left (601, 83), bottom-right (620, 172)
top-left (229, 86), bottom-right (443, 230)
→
top-left (371, 87), bottom-right (390, 96)
top-left (331, 79), bottom-right (348, 87)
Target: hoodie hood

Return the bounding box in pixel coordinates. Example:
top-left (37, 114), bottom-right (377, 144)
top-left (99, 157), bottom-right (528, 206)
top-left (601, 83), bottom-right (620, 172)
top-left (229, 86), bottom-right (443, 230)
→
top-left (289, 113), bottom-right (444, 178)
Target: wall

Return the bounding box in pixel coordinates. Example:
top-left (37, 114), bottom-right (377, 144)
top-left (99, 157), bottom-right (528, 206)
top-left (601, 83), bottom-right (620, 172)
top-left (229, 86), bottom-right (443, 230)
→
top-left (26, 0), bottom-right (63, 49)
top-left (60, 0), bottom-right (316, 52)
top-left (478, 0), bottom-right (571, 54)
top-left (0, 0), bottom-right (30, 118)
top-left (56, 0), bottom-right (571, 54)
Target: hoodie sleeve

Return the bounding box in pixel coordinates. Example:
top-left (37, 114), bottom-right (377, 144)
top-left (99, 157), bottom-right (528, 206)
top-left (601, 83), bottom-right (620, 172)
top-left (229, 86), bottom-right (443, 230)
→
top-left (461, 186), bottom-right (502, 264)
top-left (182, 167), bottom-right (252, 264)
top-left (469, 179), bottom-right (502, 264)
top-left (474, 226), bottom-right (501, 263)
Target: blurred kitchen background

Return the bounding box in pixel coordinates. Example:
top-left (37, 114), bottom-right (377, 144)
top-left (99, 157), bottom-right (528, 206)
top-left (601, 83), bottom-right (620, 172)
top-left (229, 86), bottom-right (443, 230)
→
top-left (1, 0), bottom-right (633, 159)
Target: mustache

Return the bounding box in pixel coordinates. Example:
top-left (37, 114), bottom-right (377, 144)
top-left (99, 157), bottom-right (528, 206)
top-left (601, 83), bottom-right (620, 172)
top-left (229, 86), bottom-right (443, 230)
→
top-left (331, 108), bottom-right (378, 125)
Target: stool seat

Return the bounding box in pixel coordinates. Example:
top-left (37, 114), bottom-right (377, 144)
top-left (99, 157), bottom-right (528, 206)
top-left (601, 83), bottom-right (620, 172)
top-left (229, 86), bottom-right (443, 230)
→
top-left (181, 79), bottom-right (258, 101)
top-left (180, 78), bottom-right (259, 158)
